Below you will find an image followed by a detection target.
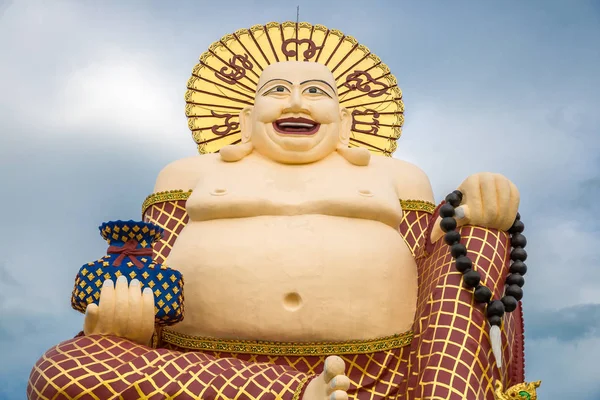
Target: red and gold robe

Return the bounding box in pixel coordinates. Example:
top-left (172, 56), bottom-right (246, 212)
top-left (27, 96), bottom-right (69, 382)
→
top-left (28, 192), bottom-right (525, 399)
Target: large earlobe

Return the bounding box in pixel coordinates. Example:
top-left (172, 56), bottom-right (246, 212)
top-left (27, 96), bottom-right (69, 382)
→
top-left (239, 106), bottom-right (253, 143)
top-left (339, 108), bottom-right (351, 146)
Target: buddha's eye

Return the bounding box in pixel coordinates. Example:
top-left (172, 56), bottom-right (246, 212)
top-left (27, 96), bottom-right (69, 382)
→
top-left (303, 86), bottom-right (332, 98)
top-left (265, 85), bottom-right (289, 95)
top-left (304, 86), bottom-right (325, 95)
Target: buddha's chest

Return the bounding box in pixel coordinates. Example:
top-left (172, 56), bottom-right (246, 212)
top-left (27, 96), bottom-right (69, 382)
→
top-left (185, 159), bottom-right (403, 227)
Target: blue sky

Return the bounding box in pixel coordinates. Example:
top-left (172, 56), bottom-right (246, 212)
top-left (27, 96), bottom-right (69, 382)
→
top-left (1, 0), bottom-right (599, 399)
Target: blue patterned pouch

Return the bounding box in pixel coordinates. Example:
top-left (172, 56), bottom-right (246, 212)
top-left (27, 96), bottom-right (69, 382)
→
top-left (71, 220), bottom-right (184, 326)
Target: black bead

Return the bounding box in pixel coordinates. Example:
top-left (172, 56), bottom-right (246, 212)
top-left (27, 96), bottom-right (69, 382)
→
top-left (444, 231), bottom-right (461, 245)
top-left (487, 300), bottom-right (505, 317)
top-left (509, 260), bottom-right (528, 275)
top-left (510, 233), bottom-right (527, 248)
top-left (515, 212), bottom-right (521, 221)
top-left (509, 220), bottom-right (525, 234)
top-left (463, 269), bottom-right (481, 288)
top-left (440, 217), bottom-right (457, 232)
top-left (488, 315), bottom-right (502, 326)
top-left (450, 243), bottom-right (467, 258)
top-left (455, 256), bottom-right (472, 273)
top-left (505, 273), bottom-right (525, 287)
top-left (506, 284), bottom-right (524, 301)
top-left (439, 203), bottom-right (456, 218)
top-left (445, 193), bottom-right (462, 207)
top-left (452, 190), bottom-right (464, 202)
top-left (474, 285), bottom-right (492, 304)
top-left (501, 295), bottom-right (518, 312)
top-left (510, 248), bottom-right (528, 262)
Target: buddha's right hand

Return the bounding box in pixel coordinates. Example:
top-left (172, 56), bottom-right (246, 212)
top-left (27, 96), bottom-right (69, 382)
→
top-left (83, 275), bottom-right (155, 346)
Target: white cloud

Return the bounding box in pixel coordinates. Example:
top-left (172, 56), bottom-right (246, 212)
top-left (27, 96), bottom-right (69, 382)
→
top-left (53, 47), bottom-right (185, 145)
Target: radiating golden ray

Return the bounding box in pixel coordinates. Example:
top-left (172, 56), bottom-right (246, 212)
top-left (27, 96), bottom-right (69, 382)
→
top-left (185, 21), bottom-right (404, 156)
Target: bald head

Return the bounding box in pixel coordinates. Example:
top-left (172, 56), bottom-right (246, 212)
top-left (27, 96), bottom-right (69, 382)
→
top-left (256, 61), bottom-right (338, 99)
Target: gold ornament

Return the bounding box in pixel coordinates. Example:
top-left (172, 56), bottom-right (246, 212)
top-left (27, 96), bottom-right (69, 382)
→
top-left (494, 380), bottom-right (542, 400)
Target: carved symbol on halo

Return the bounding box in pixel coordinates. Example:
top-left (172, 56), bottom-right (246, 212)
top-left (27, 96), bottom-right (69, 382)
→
top-left (210, 111), bottom-right (240, 136)
top-left (343, 70), bottom-right (390, 98)
top-left (281, 38), bottom-right (323, 61)
top-left (351, 109), bottom-right (380, 135)
top-left (215, 54), bottom-right (253, 85)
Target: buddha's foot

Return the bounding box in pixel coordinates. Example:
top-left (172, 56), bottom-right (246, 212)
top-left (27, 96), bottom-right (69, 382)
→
top-left (303, 355), bottom-right (350, 400)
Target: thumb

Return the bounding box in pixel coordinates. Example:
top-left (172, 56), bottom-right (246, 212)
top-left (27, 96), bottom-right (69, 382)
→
top-left (430, 203), bottom-right (470, 243)
top-left (454, 204), bottom-right (471, 228)
top-left (84, 303), bottom-right (99, 335)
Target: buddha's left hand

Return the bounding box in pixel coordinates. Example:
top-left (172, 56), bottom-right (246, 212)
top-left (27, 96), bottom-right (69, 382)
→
top-left (454, 172), bottom-right (520, 231)
top-left (83, 276), bottom-right (155, 346)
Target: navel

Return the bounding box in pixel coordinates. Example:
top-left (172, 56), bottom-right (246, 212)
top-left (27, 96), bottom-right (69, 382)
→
top-left (283, 292), bottom-right (303, 312)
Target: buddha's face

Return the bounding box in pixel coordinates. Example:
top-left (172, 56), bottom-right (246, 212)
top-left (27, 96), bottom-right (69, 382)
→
top-left (241, 61), bottom-right (350, 164)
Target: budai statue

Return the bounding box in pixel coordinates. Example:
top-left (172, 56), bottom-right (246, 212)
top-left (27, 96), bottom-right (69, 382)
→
top-left (28, 22), bottom-right (540, 400)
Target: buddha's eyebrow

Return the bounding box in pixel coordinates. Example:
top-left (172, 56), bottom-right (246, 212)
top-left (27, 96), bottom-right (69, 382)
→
top-left (301, 79), bottom-right (336, 94)
top-left (257, 79), bottom-right (293, 93)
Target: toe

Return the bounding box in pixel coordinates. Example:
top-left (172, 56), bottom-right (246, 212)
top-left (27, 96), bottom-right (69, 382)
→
top-left (326, 375), bottom-right (350, 395)
top-left (324, 356), bottom-right (346, 382)
top-left (328, 390), bottom-right (348, 400)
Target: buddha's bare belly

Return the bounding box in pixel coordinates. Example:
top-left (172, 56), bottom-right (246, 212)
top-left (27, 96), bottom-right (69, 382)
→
top-left (166, 214), bottom-right (417, 342)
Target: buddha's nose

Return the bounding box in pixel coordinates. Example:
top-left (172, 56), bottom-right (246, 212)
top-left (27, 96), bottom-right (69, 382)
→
top-left (283, 89), bottom-right (309, 114)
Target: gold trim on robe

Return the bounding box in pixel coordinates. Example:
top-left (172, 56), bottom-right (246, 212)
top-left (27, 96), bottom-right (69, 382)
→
top-left (161, 329), bottom-right (414, 356)
top-left (142, 189), bottom-right (193, 214)
top-left (399, 199), bottom-right (436, 214)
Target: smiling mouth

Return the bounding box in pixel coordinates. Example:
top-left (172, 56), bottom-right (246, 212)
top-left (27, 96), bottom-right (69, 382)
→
top-left (273, 117), bottom-right (320, 135)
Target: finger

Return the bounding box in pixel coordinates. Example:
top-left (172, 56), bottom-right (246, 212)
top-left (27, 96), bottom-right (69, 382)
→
top-left (480, 173), bottom-right (498, 227)
top-left (113, 275), bottom-right (130, 337)
top-left (494, 175), bottom-right (512, 229)
top-left (84, 303), bottom-right (99, 335)
top-left (96, 279), bottom-right (115, 334)
top-left (125, 279), bottom-right (142, 338)
top-left (137, 287), bottom-right (155, 346)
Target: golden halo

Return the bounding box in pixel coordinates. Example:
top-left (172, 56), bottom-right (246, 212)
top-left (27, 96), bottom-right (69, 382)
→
top-left (185, 21), bottom-right (404, 157)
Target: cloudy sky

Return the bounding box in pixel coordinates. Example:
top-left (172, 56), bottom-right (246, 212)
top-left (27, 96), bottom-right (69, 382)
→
top-left (1, 0), bottom-right (599, 398)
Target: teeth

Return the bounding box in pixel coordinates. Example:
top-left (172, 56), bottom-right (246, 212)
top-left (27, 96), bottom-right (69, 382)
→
top-left (279, 122), bottom-right (315, 128)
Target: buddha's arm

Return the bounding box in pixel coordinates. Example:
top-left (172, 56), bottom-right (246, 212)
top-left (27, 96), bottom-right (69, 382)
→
top-left (142, 156), bottom-right (203, 263)
top-left (403, 174), bottom-right (525, 398)
top-left (394, 160), bottom-right (436, 255)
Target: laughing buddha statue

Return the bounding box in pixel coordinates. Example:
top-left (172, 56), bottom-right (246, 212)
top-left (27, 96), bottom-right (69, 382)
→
top-left (28, 22), bottom-right (540, 399)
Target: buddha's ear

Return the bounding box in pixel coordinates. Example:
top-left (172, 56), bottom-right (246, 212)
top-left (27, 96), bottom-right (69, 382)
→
top-left (339, 107), bottom-right (351, 146)
top-left (239, 106), bottom-right (253, 143)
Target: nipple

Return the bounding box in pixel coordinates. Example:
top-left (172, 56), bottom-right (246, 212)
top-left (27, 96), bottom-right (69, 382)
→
top-left (336, 145), bottom-right (371, 166)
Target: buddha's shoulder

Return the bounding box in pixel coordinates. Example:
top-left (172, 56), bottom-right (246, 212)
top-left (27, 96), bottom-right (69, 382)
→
top-left (370, 156), bottom-right (434, 202)
top-left (369, 155), bottom-right (430, 181)
top-left (153, 153), bottom-right (221, 192)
